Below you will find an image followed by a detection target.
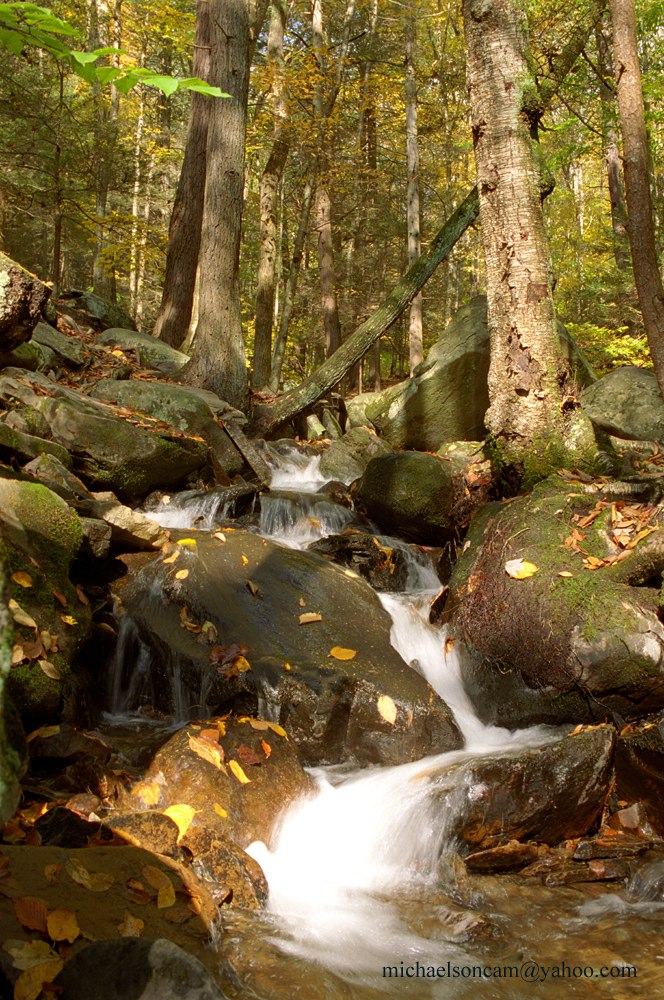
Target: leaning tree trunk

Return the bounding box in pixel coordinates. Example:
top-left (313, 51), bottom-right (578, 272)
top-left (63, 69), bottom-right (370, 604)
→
top-left (153, 0), bottom-right (211, 348)
top-left (608, 0), bottom-right (664, 393)
top-left (181, 0), bottom-right (251, 409)
top-left (463, 0), bottom-right (565, 469)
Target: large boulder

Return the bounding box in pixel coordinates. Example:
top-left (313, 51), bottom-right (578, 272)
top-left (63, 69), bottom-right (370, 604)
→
top-left (98, 328), bottom-right (188, 374)
top-left (365, 296), bottom-right (594, 451)
top-left (580, 366), bottom-right (664, 441)
top-left (444, 478), bottom-right (664, 727)
top-left (0, 253), bottom-right (50, 352)
top-left (436, 727), bottom-right (615, 850)
top-left (353, 451), bottom-right (456, 544)
top-left (57, 290), bottom-right (136, 331)
top-left (30, 320), bottom-right (86, 368)
top-left (318, 426), bottom-right (393, 484)
top-left (113, 530), bottom-right (462, 766)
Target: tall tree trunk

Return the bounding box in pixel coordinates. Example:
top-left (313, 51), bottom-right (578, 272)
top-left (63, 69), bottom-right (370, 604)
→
top-left (608, 0), bottom-right (664, 389)
top-left (252, 0), bottom-right (289, 389)
top-left (596, 21), bottom-right (629, 271)
top-left (181, 0), bottom-right (251, 409)
top-left (463, 0), bottom-right (565, 468)
top-left (153, 0), bottom-right (210, 347)
top-left (405, 12), bottom-right (423, 374)
top-left (315, 179), bottom-right (342, 356)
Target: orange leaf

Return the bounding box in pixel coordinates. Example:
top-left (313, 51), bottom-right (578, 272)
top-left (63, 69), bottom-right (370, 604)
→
top-left (46, 908), bottom-right (80, 943)
top-left (39, 661), bottom-right (61, 680)
top-left (14, 958), bottom-right (64, 1000)
top-left (261, 739), bottom-right (272, 759)
top-left (188, 733), bottom-right (224, 769)
top-left (118, 911), bottom-right (144, 937)
top-left (174, 569), bottom-right (189, 580)
top-left (11, 571), bottom-right (33, 588)
top-left (328, 646), bottom-right (357, 660)
top-left (75, 585), bottom-right (90, 606)
top-left (299, 612), bottom-right (322, 624)
top-left (52, 590), bottom-right (68, 607)
top-left (13, 896), bottom-right (49, 933)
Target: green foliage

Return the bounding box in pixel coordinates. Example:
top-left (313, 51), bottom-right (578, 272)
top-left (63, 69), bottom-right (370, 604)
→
top-left (567, 322), bottom-right (652, 375)
top-left (0, 2), bottom-right (225, 97)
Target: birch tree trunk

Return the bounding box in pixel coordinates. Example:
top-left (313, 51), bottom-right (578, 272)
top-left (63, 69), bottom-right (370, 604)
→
top-left (608, 0), bottom-right (664, 391)
top-left (405, 12), bottom-right (423, 374)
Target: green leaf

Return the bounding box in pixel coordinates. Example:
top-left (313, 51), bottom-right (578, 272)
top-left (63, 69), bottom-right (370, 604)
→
top-left (179, 77), bottom-right (228, 98)
top-left (112, 72), bottom-right (140, 95)
top-left (139, 73), bottom-right (180, 97)
top-left (70, 49), bottom-right (100, 65)
top-left (0, 26), bottom-right (22, 54)
top-left (94, 65), bottom-right (122, 85)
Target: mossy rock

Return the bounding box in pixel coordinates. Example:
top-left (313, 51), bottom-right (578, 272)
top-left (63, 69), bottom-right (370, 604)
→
top-left (444, 479), bottom-right (664, 727)
top-left (0, 558), bottom-right (26, 823)
top-left (97, 328), bottom-right (188, 374)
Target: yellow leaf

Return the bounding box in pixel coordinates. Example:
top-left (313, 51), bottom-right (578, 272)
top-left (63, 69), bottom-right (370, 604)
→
top-left (158, 883), bottom-right (176, 909)
top-left (558, 571), bottom-right (574, 578)
top-left (26, 724), bottom-right (60, 744)
top-left (11, 571), bottom-right (33, 588)
top-left (4, 939), bottom-right (54, 970)
top-left (377, 695), bottom-right (397, 725)
top-left (142, 865), bottom-right (172, 891)
top-left (213, 803), bottom-right (228, 819)
top-left (163, 551), bottom-right (179, 564)
top-left (329, 646), bottom-right (357, 660)
top-left (266, 721), bottom-right (288, 739)
top-left (176, 538), bottom-right (197, 548)
top-left (175, 569), bottom-right (189, 580)
top-left (284, 661), bottom-right (292, 671)
top-left (8, 599), bottom-right (37, 630)
top-left (133, 781), bottom-right (162, 806)
top-left (163, 804), bottom-right (196, 841)
top-left (38, 660), bottom-right (61, 680)
top-left (118, 911), bottom-right (145, 937)
top-left (299, 612), bottom-right (322, 624)
top-left (11, 644), bottom-right (24, 664)
top-left (46, 908), bottom-right (80, 943)
top-left (229, 759), bottom-right (251, 784)
top-left (188, 733), bottom-right (224, 769)
top-left (14, 958), bottom-right (63, 1000)
top-left (213, 531), bottom-right (226, 542)
top-left (60, 615), bottom-right (78, 626)
top-left (504, 559), bottom-right (539, 579)
top-left (65, 857), bottom-right (114, 891)
top-left (241, 554), bottom-right (249, 566)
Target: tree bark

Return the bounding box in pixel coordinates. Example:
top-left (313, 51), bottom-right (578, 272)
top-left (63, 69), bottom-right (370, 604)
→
top-left (463, 0), bottom-right (564, 465)
top-left (252, 0), bottom-right (289, 389)
top-left (153, 0), bottom-right (211, 348)
top-left (405, 12), bottom-right (423, 374)
top-left (251, 189), bottom-right (480, 434)
top-left (180, 0), bottom-right (251, 409)
top-left (596, 21), bottom-right (629, 271)
top-left (315, 179), bottom-right (342, 356)
top-left (608, 0), bottom-right (664, 392)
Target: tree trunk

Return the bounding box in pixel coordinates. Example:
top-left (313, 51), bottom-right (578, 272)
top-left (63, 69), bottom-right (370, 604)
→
top-left (252, 0), bottom-right (289, 389)
top-left (251, 189), bottom-right (479, 434)
top-left (596, 21), bottom-right (629, 271)
top-left (180, 0), bottom-right (251, 409)
top-left (153, 0), bottom-right (211, 348)
top-left (463, 0), bottom-right (565, 467)
top-left (315, 179), bottom-right (342, 356)
top-left (405, 12), bottom-right (423, 374)
top-left (608, 0), bottom-right (664, 391)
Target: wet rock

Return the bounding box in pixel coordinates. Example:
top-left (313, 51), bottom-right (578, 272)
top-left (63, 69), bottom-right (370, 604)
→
top-left (114, 531), bottom-right (462, 766)
top-left (0, 253), bottom-right (50, 351)
top-left (127, 717), bottom-right (313, 851)
top-left (104, 811), bottom-right (180, 857)
top-left (28, 724), bottom-right (112, 764)
top-left (318, 426), bottom-right (392, 484)
top-left (444, 480), bottom-right (664, 727)
top-left (464, 840), bottom-right (545, 873)
top-left (98, 327), bottom-right (188, 374)
top-left (580, 366), bottom-right (664, 441)
top-left (353, 451), bottom-right (455, 544)
top-left (54, 938), bottom-right (228, 1000)
top-left (89, 492), bottom-right (168, 550)
top-left (437, 727), bottom-right (615, 851)
top-left (607, 801), bottom-right (656, 837)
top-left (31, 320), bottom-right (86, 368)
top-left (34, 805), bottom-right (101, 847)
top-left (308, 530), bottom-right (411, 592)
top-left (615, 723), bottom-right (664, 835)
top-left (573, 829), bottom-right (651, 860)
top-left (520, 855), bottom-right (631, 886)
top-left (193, 839), bottom-right (269, 910)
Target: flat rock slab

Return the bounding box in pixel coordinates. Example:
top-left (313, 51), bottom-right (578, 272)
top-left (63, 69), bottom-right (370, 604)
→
top-left (98, 328), bottom-right (188, 374)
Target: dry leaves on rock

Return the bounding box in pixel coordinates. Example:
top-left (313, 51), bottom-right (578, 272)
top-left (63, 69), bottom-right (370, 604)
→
top-left (188, 733), bottom-right (225, 770)
top-left (504, 559), bottom-right (539, 580)
top-left (299, 612), bottom-right (322, 624)
top-left (329, 646), bottom-right (356, 660)
top-left (229, 760), bottom-right (251, 784)
top-left (377, 695), bottom-right (397, 725)
top-left (118, 911), bottom-right (145, 937)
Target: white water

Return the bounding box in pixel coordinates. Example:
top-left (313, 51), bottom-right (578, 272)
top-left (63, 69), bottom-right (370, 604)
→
top-left (143, 489), bottom-right (232, 530)
top-left (261, 440), bottom-right (328, 493)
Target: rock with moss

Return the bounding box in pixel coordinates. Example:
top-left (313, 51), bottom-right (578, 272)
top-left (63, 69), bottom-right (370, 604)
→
top-left (443, 478), bottom-right (664, 727)
top-left (98, 328), bottom-right (188, 374)
top-left (318, 426), bottom-right (393, 484)
top-left (31, 320), bottom-right (86, 368)
top-left (0, 558), bottom-right (26, 823)
top-left (0, 421), bottom-right (73, 468)
top-left (580, 366), bottom-right (664, 442)
top-left (0, 477), bottom-right (91, 727)
top-left (0, 340), bottom-right (45, 371)
top-left (353, 451), bottom-right (456, 544)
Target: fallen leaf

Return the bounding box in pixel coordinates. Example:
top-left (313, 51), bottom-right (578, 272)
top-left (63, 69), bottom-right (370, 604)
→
top-left (583, 555), bottom-right (607, 570)
top-left (201, 621), bottom-right (218, 642)
top-left (39, 661), bottom-right (61, 680)
top-left (199, 728), bottom-right (220, 742)
top-left (261, 739), bottom-right (272, 759)
top-left (133, 781), bottom-right (162, 806)
top-left (188, 733), bottom-right (224, 769)
top-left (176, 538), bottom-right (197, 548)
top-left (237, 744), bottom-right (263, 766)
top-left (52, 590), bottom-right (68, 607)
top-left (8, 599), bottom-right (38, 630)
top-left (298, 597), bottom-right (306, 606)
top-left (504, 559), bottom-right (539, 579)
top-left (2, 820), bottom-right (26, 842)
top-left (118, 911), bottom-right (145, 937)
top-left (377, 695), bottom-right (397, 725)
top-left (284, 662), bottom-right (292, 671)
top-left (163, 551), bottom-right (179, 564)
top-left (142, 866), bottom-right (176, 909)
top-left (11, 572), bottom-right (33, 588)
top-left (212, 531), bottom-right (226, 542)
top-left (46, 908), bottom-right (80, 943)
top-left (163, 804), bottom-right (196, 841)
top-left (40, 631), bottom-right (51, 652)
top-left (11, 644), bottom-right (25, 665)
top-left (13, 896), bottom-right (49, 933)
top-left (329, 646), bottom-right (357, 660)
top-left (14, 957), bottom-right (63, 1000)
top-left (241, 555), bottom-right (249, 566)
top-left (75, 585), bottom-right (90, 606)
top-left (229, 759), bottom-right (251, 784)
top-left (4, 939), bottom-right (54, 970)
top-left (299, 612), bottom-right (322, 624)
top-left (266, 721), bottom-right (288, 738)
top-left (27, 724), bottom-right (61, 744)
top-left (65, 857), bottom-right (114, 891)
top-left (174, 569), bottom-right (189, 580)
top-left (213, 803), bottom-right (228, 819)
top-left (245, 580), bottom-right (260, 596)
top-left (558, 571), bottom-right (574, 578)
top-left (59, 615), bottom-right (78, 626)
top-left (43, 864), bottom-right (61, 885)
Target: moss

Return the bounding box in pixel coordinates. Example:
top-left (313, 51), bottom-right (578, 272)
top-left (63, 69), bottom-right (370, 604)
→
top-left (12, 480), bottom-right (82, 564)
top-left (7, 662), bottom-right (62, 725)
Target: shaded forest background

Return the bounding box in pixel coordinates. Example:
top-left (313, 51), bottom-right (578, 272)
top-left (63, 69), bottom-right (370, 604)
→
top-left (0, 0), bottom-right (662, 390)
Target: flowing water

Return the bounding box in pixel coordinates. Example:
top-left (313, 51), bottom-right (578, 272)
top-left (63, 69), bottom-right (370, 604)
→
top-left (108, 442), bottom-right (663, 997)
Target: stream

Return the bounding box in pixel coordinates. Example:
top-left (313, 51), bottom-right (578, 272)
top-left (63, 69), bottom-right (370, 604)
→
top-left (107, 443), bottom-right (662, 998)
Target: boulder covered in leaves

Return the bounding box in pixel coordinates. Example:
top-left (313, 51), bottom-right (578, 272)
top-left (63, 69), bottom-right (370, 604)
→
top-left (443, 476), bottom-right (664, 727)
top-left (113, 530), bottom-right (462, 766)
